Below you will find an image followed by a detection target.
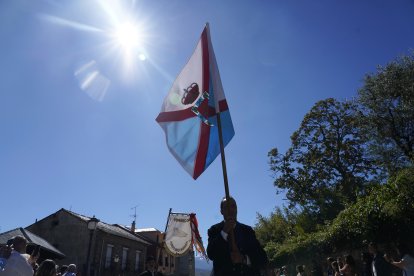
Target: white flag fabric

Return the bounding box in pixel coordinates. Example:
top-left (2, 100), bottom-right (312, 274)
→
top-left (164, 213), bottom-right (192, 256)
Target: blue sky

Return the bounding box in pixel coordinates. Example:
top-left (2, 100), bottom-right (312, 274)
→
top-left (1, 0), bottom-right (414, 254)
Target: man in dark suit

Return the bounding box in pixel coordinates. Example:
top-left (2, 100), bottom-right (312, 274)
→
top-left (139, 256), bottom-right (164, 276)
top-left (207, 196), bottom-right (268, 276)
top-left (368, 242), bottom-right (392, 276)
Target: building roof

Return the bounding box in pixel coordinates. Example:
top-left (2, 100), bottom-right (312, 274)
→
top-left (0, 227), bottom-right (65, 259)
top-left (63, 209), bottom-right (151, 245)
top-left (135, 228), bottom-right (160, 233)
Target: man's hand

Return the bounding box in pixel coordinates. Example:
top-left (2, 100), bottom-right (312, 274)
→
top-left (28, 252), bottom-right (39, 265)
top-left (384, 254), bottom-right (393, 263)
top-left (223, 218), bottom-right (236, 234)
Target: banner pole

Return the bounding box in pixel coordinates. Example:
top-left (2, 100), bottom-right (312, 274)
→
top-left (157, 208), bottom-right (172, 270)
top-left (164, 208), bottom-right (172, 232)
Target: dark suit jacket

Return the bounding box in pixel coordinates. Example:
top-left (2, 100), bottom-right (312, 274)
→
top-left (372, 252), bottom-right (392, 276)
top-left (207, 221), bottom-right (268, 276)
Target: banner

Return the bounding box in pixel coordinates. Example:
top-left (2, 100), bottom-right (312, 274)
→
top-left (164, 213), bottom-right (208, 260)
top-left (164, 213), bottom-right (192, 256)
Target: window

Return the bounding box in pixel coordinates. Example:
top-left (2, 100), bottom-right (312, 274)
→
top-left (105, 244), bottom-right (113, 268)
top-left (135, 250), bottom-right (141, 271)
top-left (158, 254), bottom-right (163, 266)
top-left (122, 247), bottom-right (128, 270)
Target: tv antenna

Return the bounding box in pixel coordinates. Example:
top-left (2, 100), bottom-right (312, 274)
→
top-left (131, 204), bottom-right (139, 222)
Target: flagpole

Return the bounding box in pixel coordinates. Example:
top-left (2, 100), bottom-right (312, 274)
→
top-left (216, 113), bottom-right (230, 200)
top-left (207, 22), bottom-right (230, 200)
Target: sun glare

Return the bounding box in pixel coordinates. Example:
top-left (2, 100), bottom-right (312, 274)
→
top-left (113, 22), bottom-right (142, 51)
top-left (138, 53), bottom-right (146, 61)
top-left (42, 0), bottom-right (155, 83)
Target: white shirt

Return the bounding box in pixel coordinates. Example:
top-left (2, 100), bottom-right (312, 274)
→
top-left (0, 250), bottom-right (33, 276)
top-left (372, 254), bottom-right (378, 276)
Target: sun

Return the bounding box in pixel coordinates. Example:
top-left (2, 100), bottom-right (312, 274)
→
top-left (113, 21), bottom-right (142, 51)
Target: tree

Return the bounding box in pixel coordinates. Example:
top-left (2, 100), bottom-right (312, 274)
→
top-left (269, 98), bottom-right (378, 222)
top-left (261, 166), bottom-right (414, 265)
top-left (255, 208), bottom-right (292, 246)
top-left (358, 53), bottom-right (414, 173)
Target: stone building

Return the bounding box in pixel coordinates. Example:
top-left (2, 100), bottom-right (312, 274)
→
top-left (135, 228), bottom-right (194, 276)
top-left (26, 208), bottom-right (151, 276)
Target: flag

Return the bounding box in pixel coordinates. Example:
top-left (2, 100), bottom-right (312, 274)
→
top-left (156, 24), bottom-right (235, 179)
top-left (164, 213), bottom-right (192, 256)
top-left (190, 213), bottom-right (208, 260)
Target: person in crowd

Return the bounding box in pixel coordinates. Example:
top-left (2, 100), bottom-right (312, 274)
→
top-left (339, 254), bottom-right (355, 276)
top-left (0, 242), bottom-right (12, 271)
top-left (368, 242), bottom-right (392, 276)
top-left (1, 235), bottom-right (38, 276)
top-left (57, 265), bottom-right (68, 276)
top-left (326, 257), bottom-right (335, 276)
top-left (296, 265), bottom-right (305, 276)
top-left (279, 265), bottom-right (288, 276)
top-left (62, 264), bottom-right (76, 276)
top-left (310, 259), bottom-right (323, 276)
top-left (270, 265), bottom-right (287, 276)
top-left (35, 259), bottom-right (57, 276)
top-left (139, 256), bottom-right (164, 276)
top-left (331, 261), bottom-right (340, 276)
top-left (385, 243), bottom-right (414, 276)
top-left (360, 252), bottom-right (373, 276)
top-left (207, 196), bottom-right (269, 276)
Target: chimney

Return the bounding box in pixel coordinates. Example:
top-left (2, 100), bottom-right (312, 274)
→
top-left (131, 220), bottom-right (136, 233)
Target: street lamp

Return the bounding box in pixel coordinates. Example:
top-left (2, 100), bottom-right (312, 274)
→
top-left (86, 216), bottom-right (99, 276)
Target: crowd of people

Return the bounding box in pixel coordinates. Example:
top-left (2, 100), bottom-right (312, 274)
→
top-left (0, 235), bottom-right (77, 276)
top-left (273, 242), bottom-right (414, 276)
top-left (0, 235), bottom-right (165, 276)
top-left (2, 196), bottom-right (413, 276)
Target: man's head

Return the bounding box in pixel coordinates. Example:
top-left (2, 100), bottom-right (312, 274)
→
top-left (67, 264), bottom-right (77, 273)
top-left (12, 236), bottom-right (27, 253)
top-left (368, 242), bottom-right (378, 255)
top-left (220, 196), bottom-right (237, 222)
top-left (59, 265), bottom-right (68, 273)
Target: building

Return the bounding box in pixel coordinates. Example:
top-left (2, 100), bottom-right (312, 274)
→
top-left (136, 228), bottom-right (195, 276)
top-left (135, 228), bottom-right (176, 275)
top-left (26, 208), bottom-right (151, 276)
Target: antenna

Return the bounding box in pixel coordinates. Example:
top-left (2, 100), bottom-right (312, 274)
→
top-left (130, 204), bottom-right (139, 222)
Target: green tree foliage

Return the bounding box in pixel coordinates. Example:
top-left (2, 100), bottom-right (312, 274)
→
top-left (269, 98), bottom-right (378, 222)
top-left (255, 208), bottom-right (292, 245)
top-left (260, 167), bottom-right (414, 265)
top-left (358, 53), bottom-right (414, 172)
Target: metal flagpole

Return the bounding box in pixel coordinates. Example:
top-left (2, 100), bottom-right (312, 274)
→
top-left (216, 113), bottom-right (231, 200)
